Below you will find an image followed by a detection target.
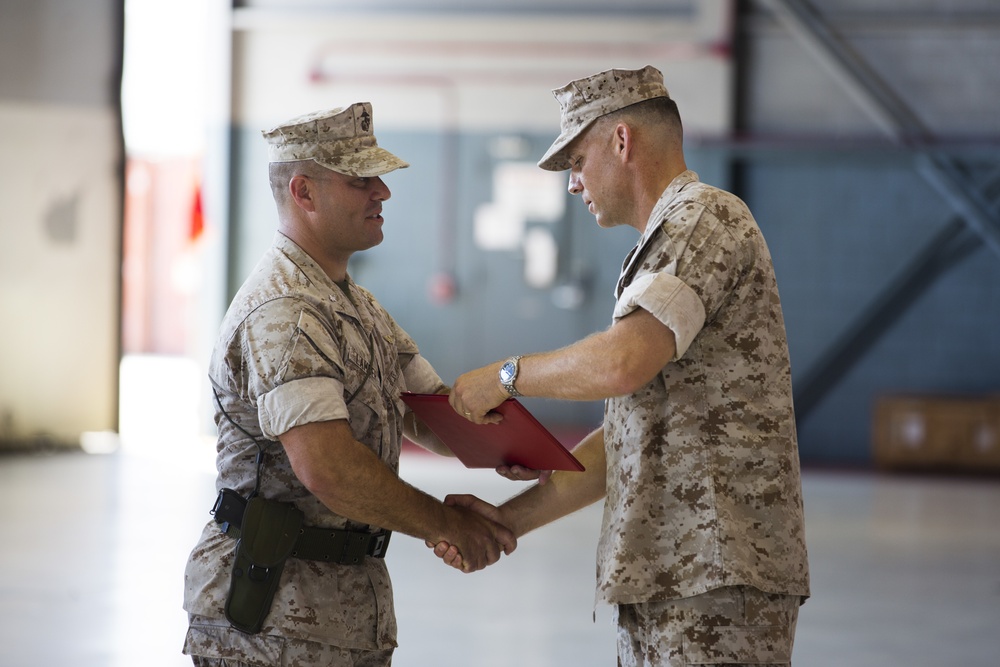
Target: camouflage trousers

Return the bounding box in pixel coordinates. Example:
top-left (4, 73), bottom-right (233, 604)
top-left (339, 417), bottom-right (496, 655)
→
top-left (615, 586), bottom-right (801, 667)
top-left (189, 649), bottom-right (393, 667)
top-left (185, 615), bottom-right (394, 667)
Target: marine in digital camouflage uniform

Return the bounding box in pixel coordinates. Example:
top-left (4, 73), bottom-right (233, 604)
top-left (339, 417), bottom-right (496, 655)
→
top-left (183, 103), bottom-right (516, 667)
top-left (443, 67), bottom-right (810, 666)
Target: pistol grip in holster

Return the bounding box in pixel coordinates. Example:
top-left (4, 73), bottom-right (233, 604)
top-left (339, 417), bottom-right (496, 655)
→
top-left (224, 496), bottom-right (304, 634)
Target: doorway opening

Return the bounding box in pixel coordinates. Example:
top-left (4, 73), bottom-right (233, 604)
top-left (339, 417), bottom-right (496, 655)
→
top-left (117, 0), bottom-right (216, 469)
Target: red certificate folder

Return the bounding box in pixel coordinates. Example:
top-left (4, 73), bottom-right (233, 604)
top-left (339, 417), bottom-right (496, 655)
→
top-left (400, 393), bottom-right (585, 471)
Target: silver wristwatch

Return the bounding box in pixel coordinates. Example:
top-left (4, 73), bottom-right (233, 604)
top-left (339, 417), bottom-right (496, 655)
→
top-left (498, 355), bottom-right (523, 397)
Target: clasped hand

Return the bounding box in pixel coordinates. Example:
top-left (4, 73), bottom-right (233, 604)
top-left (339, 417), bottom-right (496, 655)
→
top-left (428, 464), bottom-right (551, 571)
top-left (429, 494), bottom-right (507, 572)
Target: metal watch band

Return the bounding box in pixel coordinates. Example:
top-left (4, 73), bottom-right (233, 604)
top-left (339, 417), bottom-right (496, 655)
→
top-left (500, 354), bottom-right (523, 397)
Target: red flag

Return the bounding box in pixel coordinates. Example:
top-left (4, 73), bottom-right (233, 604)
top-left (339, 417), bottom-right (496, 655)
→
top-left (189, 181), bottom-right (205, 242)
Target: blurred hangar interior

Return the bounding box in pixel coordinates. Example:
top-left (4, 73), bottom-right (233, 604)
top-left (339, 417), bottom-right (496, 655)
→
top-left (1, 0), bottom-right (999, 471)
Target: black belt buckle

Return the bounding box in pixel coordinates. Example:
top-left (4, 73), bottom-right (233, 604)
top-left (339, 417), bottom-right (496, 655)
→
top-left (370, 531), bottom-right (390, 558)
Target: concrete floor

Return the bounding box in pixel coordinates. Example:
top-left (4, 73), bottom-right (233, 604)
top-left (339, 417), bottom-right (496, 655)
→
top-left (1, 442), bottom-right (999, 666)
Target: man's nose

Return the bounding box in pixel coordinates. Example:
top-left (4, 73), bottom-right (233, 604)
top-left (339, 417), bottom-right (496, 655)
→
top-left (567, 172), bottom-right (583, 195)
top-left (373, 177), bottom-right (391, 200)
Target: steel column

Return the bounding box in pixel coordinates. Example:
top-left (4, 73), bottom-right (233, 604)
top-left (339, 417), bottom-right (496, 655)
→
top-left (756, 0), bottom-right (1000, 422)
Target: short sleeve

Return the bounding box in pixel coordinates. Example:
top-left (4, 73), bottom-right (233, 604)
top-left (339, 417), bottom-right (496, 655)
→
top-left (670, 194), bottom-right (755, 326)
top-left (402, 354), bottom-right (447, 394)
top-left (241, 302), bottom-right (350, 437)
top-left (613, 272), bottom-right (706, 360)
top-left (258, 376), bottom-right (349, 439)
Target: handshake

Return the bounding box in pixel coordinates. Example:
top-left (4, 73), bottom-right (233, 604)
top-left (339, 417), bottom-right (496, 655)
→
top-left (425, 465), bottom-right (552, 573)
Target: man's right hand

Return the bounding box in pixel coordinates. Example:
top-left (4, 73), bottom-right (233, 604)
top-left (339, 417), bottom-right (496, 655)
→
top-left (431, 494), bottom-right (516, 572)
top-left (440, 497), bottom-right (515, 572)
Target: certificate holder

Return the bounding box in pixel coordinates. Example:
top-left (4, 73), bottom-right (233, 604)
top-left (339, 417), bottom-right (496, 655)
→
top-left (400, 393), bottom-right (585, 471)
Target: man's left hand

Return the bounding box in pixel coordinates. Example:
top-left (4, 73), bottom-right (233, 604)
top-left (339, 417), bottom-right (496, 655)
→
top-left (449, 362), bottom-right (509, 423)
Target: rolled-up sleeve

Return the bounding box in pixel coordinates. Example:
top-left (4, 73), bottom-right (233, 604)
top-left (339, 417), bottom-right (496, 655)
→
top-left (613, 272), bottom-right (706, 360)
top-left (402, 354), bottom-right (448, 395)
top-left (258, 376), bottom-right (349, 440)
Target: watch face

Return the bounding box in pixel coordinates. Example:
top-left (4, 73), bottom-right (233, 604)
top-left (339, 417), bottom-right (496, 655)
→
top-left (499, 361), bottom-right (516, 383)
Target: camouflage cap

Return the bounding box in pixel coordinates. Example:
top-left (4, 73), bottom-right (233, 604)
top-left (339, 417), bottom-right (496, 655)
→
top-left (537, 65), bottom-right (670, 172)
top-left (262, 102), bottom-right (409, 178)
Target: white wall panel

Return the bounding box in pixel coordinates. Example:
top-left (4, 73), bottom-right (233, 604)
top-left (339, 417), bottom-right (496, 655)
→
top-left (230, 7), bottom-right (734, 137)
top-left (0, 102), bottom-right (120, 446)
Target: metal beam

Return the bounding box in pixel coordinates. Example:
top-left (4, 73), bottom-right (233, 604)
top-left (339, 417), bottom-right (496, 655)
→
top-left (792, 218), bottom-right (983, 421)
top-left (916, 153), bottom-right (1000, 260)
top-left (756, 0), bottom-right (924, 140)
top-left (756, 0), bottom-right (1000, 423)
top-left (758, 0), bottom-right (1000, 259)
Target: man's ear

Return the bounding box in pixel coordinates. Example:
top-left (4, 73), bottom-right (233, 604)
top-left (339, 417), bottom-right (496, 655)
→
top-left (289, 174), bottom-right (316, 212)
top-left (614, 123), bottom-right (634, 163)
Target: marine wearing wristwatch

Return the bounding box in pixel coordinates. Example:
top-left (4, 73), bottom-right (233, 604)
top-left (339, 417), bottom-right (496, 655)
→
top-left (498, 355), bottom-right (523, 397)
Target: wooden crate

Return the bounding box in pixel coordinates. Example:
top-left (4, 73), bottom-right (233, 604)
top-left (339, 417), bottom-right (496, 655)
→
top-left (872, 395), bottom-right (1000, 472)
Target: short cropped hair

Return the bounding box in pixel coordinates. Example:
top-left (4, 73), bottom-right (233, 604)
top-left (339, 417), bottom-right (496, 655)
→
top-left (598, 96), bottom-right (683, 140)
top-left (268, 159), bottom-right (332, 204)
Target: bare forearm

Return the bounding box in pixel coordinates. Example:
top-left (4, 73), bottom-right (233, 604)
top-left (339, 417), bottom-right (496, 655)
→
top-left (292, 429), bottom-right (515, 570)
top-left (296, 435), bottom-right (456, 543)
top-left (518, 333), bottom-right (636, 401)
top-left (500, 427), bottom-right (607, 537)
top-left (451, 309), bottom-right (677, 423)
top-left (520, 310), bottom-right (677, 401)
